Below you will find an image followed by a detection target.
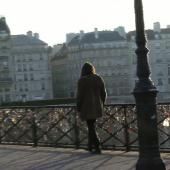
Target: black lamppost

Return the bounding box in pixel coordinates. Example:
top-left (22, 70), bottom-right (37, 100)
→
top-left (133, 0), bottom-right (166, 170)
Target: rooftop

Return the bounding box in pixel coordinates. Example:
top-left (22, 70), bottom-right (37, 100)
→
top-left (69, 31), bottom-right (125, 45)
top-left (127, 28), bottom-right (170, 41)
top-left (11, 34), bottom-right (47, 46)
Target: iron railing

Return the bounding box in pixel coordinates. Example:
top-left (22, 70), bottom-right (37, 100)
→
top-left (0, 103), bottom-right (169, 151)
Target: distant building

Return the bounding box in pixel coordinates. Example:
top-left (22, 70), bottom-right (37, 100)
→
top-left (0, 17), bottom-right (14, 102)
top-left (51, 43), bottom-right (68, 98)
top-left (12, 31), bottom-right (53, 101)
top-left (52, 23), bottom-right (170, 103)
top-left (127, 22), bottom-right (170, 102)
top-left (66, 33), bottom-right (79, 44)
top-left (52, 28), bottom-right (134, 103)
top-left (0, 17), bottom-right (53, 103)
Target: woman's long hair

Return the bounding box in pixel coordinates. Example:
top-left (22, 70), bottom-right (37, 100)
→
top-left (81, 62), bottom-right (96, 77)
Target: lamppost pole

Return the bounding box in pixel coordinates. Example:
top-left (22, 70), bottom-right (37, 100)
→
top-left (133, 0), bottom-right (166, 170)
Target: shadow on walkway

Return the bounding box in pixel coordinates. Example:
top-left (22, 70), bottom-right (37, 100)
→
top-left (0, 145), bottom-right (162, 170)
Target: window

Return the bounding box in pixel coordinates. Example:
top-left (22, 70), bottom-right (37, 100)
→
top-left (23, 57), bottom-right (26, 62)
top-left (3, 61), bottom-right (8, 67)
top-left (155, 42), bottom-right (160, 49)
top-left (168, 65), bottom-right (170, 75)
top-left (30, 73), bottom-right (34, 80)
top-left (5, 94), bottom-right (10, 102)
top-left (166, 41), bottom-right (170, 49)
top-left (23, 64), bottom-right (27, 71)
top-left (41, 83), bottom-right (45, 90)
top-left (17, 64), bottom-right (22, 72)
top-left (156, 59), bottom-right (162, 63)
top-left (158, 78), bottom-right (163, 86)
top-left (40, 54), bottom-right (43, 60)
top-left (5, 88), bottom-right (10, 92)
top-left (29, 64), bottom-right (33, 71)
top-left (24, 74), bottom-right (28, 81)
top-left (131, 36), bottom-right (135, 41)
top-left (17, 58), bottom-right (21, 62)
top-left (25, 88), bottom-right (29, 91)
top-left (155, 34), bottom-right (160, 40)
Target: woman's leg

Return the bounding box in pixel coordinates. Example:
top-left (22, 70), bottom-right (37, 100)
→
top-left (86, 119), bottom-right (101, 153)
top-left (86, 120), bottom-right (93, 151)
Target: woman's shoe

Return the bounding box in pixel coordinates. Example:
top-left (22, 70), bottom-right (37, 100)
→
top-left (92, 148), bottom-right (101, 154)
top-left (87, 143), bottom-right (94, 152)
top-left (88, 147), bottom-right (93, 152)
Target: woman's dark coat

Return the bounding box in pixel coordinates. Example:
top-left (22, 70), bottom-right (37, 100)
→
top-left (76, 74), bottom-right (107, 121)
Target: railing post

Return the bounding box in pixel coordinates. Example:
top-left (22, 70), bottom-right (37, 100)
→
top-left (0, 126), bottom-right (2, 144)
top-left (124, 105), bottom-right (130, 152)
top-left (74, 108), bottom-right (80, 149)
top-left (32, 111), bottom-right (38, 147)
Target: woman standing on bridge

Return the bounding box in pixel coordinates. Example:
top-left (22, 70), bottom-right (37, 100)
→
top-left (76, 62), bottom-right (107, 154)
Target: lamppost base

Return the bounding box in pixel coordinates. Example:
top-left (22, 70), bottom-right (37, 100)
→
top-left (136, 157), bottom-right (166, 170)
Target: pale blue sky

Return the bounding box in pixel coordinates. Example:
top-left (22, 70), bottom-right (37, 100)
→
top-left (0, 0), bottom-right (169, 46)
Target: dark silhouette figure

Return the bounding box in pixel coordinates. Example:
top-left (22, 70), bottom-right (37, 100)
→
top-left (76, 62), bottom-right (107, 154)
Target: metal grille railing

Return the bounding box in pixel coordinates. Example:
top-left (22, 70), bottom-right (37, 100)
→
top-left (0, 104), bottom-right (169, 151)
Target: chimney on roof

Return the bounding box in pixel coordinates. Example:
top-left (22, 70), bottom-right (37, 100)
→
top-left (153, 22), bottom-right (161, 33)
top-left (0, 16), bottom-right (10, 34)
top-left (34, 33), bottom-right (39, 39)
top-left (94, 28), bottom-right (99, 39)
top-left (114, 26), bottom-right (126, 38)
top-left (79, 30), bottom-right (84, 40)
top-left (27, 31), bottom-right (32, 37)
top-left (66, 33), bottom-right (78, 43)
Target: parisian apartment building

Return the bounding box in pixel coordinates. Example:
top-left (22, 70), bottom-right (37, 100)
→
top-left (51, 22), bottom-right (170, 103)
top-left (0, 17), bottom-right (53, 103)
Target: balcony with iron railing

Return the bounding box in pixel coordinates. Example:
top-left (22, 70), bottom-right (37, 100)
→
top-left (0, 78), bottom-right (12, 84)
top-left (0, 103), bottom-right (169, 152)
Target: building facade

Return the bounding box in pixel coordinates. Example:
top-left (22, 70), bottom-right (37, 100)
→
top-left (127, 22), bottom-right (170, 102)
top-left (0, 17), bottom-right (14, 102)
top-left (12, 31), bottom-right (53, 101)
top-left (52, 28), bottom-right (134, 103)
top-left (52, 23), bottom-right (170, 103)
top-left (0, 17), bottom-right (53, 103)
top-left (51, 44), bottom-right (68, 98)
